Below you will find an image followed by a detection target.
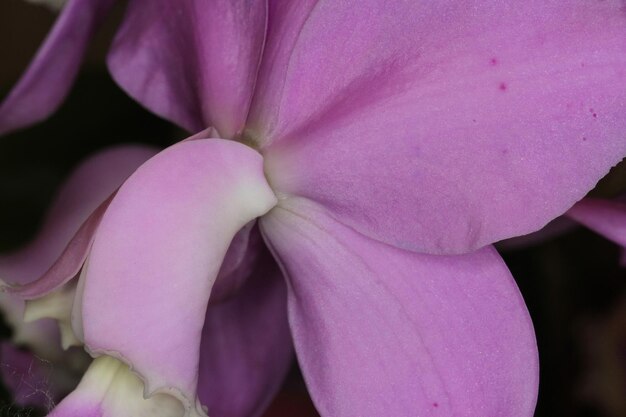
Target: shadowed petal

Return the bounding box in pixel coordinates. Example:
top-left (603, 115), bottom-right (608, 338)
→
top-left (0, 0), bottom-right (115, 136)
top-left (0, 146), bottom-right (157, 297)
top-left (261, 198), bottom-right (538, 417)
top-left (108, 0), bottom-right (267, 137)
top-left (1, 342), bottom-right (62, 408)
top-left (24, 281), bottom-right (81, 349)
top-left (79, 139), bottom-right (276, 416)
top-left (0, 342), bottom-right (89, 409)
top-left (261, 0), bottom-right (626, 254)
top-left (199, 251), bottom-right (292, 417)
top-left (567, 198), bottom-right (626, 248)
top-left (496, 217), bottom-right (577, 251)
top-left (210, 222), bottom-right (262, 303)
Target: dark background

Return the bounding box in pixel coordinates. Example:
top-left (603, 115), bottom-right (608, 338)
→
top-left (1, 1), bottom-right (625, 416)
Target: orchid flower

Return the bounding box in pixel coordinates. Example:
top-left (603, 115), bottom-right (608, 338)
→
top-left (2, 1), bottom-right (626, 417)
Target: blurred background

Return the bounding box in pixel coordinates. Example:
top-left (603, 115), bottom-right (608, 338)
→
top-left (0, 1), bottom-right (625, 416)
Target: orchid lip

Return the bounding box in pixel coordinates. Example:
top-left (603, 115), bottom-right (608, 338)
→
top-left (83, 348), bottom-right (207, 417)
top-left (74, 139), bottom-right (276, 417)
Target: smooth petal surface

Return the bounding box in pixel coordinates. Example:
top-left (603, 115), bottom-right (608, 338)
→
top-left (244, 0), bottom-right (318, 135)
top-left (199, 252), bottom-right (292, 417)
top-left (0, 0), bottom-right (114, 135)
top-left (261, 0), bottom-right (626, 254)
top-left (210, 222), bottom-right (262, 303)
top-left (567, 198), bottom-right (626, 248)
top-left (79, 139), bottom-right (276, 416)
top-left (0, 146), bottom-right (156, 295)
top-left (261, 198), bottom-right (538, 417)
top-left (108, 0), bottom-right (267, 137)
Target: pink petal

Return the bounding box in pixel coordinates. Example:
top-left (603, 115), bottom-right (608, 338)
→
top-left (245, 0), bottom-right (319, 134)
top-left (5, 198), bottom-right (109, 300)
top-left (199, 252), bottom-right (293, 417)
top-left (567, 198), bottom-right (626, 248)
top-left (79, 139), bottom-right (277, 415)
top-left (0, 146), bottom-right (157, 296)
top-left (260, 0), bottom-right (626, 254)
top-left (210, 222), bottom-right (263, 303)
top-left (261, 198), bottom-right (538, 417)
top-left (0, 0), bottom-right (115, 135)
top-left (107, 0), bottom-right (267, 137)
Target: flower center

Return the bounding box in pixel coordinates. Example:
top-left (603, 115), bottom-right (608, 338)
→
top-left (234, 129), bottom-right (262, 151)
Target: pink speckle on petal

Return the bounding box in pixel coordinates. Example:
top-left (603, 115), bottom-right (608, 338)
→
top-left (499, 82), bottom-right (507, 91)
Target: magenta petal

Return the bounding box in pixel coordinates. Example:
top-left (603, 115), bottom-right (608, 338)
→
top-left (199, 252), bottom-right (292, 417)
top-left (567, 198), bottom-right (626, 248)
top-left (245, 0), bottom-right (318, 134)
top-left (261, 198), bottom-right (538, 417)
top-left (108, 0), bottom-right (267, 137)
top-left (0, 0), bottom-right (114, 135)
top-left (261, 1), bottom-right (626, 254)
top-left (80, 139), bottom-right (276, 414)
top-left (0, 146), bottom-right (156, 296)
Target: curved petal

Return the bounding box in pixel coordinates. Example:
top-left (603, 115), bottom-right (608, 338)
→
top-left (567, 198), bottom-right (626, 248)
top-left (260, 0), bottom-right (626, 254)
top-left (0, 0), bottom-right (115, 136)
top-left (261, 198), bottom-right (538, 417)
top-left (4, 198), bottom-right (109, 299)
top-left (78, 139), bottom-right (277, 416)
top-left (108, 0), bottom-right (267, 137)
top-left (210, 222), bottom-right (263, 303)
top-left (0, 145), bottom-right (157, 297)
top-left (199, 251), bottom-right (293, 417)
top-left (48, 356), bottom-right (185, 417)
